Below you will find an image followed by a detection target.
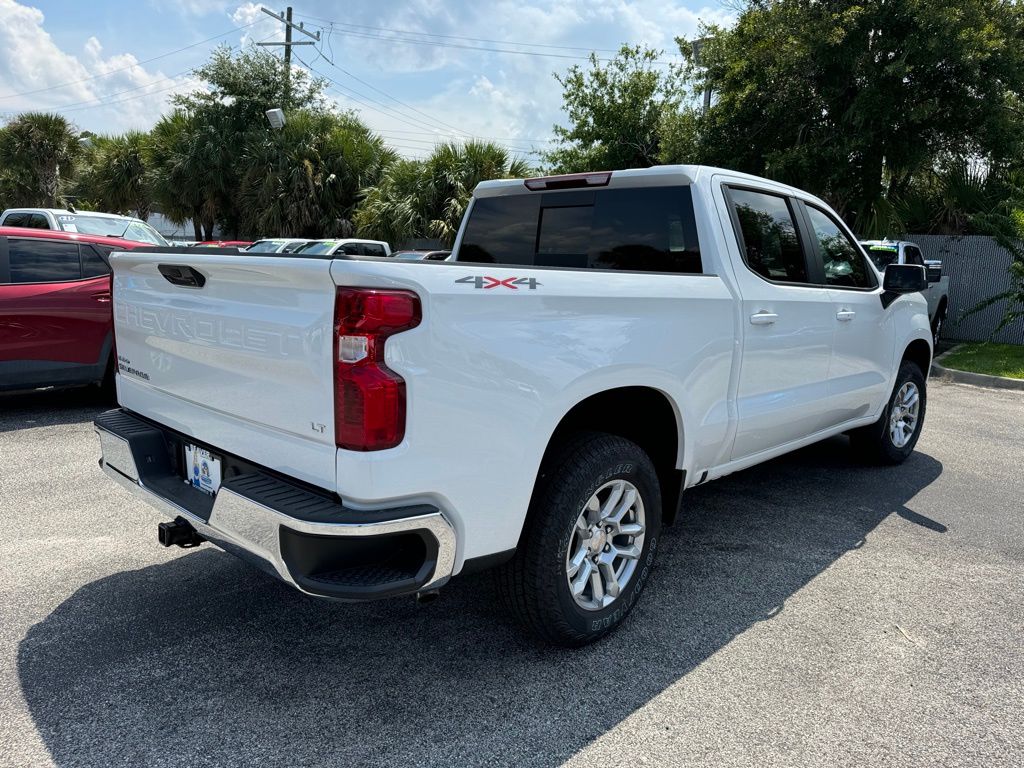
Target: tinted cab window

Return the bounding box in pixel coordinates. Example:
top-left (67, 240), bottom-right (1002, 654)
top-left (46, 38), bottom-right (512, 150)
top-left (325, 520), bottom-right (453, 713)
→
top-left (805, 206), bottom-right (875, 288)
top-left (457, 186), bottom-right (702, 273)
top-left (8, 239), bottom-right (82, 283)
top-left (903, 245), bottom-right (924, 266)
top-left (728, 188), bottom-right (808, 283)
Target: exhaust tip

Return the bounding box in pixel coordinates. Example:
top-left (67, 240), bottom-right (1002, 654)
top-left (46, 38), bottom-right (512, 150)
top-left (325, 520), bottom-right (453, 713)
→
top-left (415, 589), bottom-right (440, 605)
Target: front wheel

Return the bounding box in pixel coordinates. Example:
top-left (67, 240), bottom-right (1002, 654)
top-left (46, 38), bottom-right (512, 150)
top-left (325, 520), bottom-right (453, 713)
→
top-left (496, 433), bottom-right (662, 646)
top-left (850, 360), bottom-right (927, 464)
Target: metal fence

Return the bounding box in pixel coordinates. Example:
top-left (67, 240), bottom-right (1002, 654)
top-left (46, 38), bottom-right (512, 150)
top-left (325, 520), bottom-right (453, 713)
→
top-left (909, 235), bottom-right (1023, 345)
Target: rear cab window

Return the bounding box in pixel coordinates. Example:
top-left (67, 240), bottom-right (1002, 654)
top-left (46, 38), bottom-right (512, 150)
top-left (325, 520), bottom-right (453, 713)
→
top-left (455, 186), bottom-right (702, 273)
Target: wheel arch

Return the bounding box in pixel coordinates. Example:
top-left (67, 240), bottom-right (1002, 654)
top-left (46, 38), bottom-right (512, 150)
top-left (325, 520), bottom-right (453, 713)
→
top-left (537, 386), bottom-right (685, 525)
top-left (902, 337), bottom-right (932, 377)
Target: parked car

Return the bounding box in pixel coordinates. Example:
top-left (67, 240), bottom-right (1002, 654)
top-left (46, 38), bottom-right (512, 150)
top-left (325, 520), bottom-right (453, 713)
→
top-left (95, 165), bottom-right (933, 645)
top-left (245, 238), bottom-right (313, 254)
top-left (391, 250), bottom-right (451, 261)
top-left (860, 239), bottom-right (949, 342)
top-left (193, 240), bottom-right (252, 249)
top-left (293, 238), bottom-right (391, 257)
top-left (0, 208), bottom-right (168, 247)
top-left (0, 227), bottom-right (148, 392)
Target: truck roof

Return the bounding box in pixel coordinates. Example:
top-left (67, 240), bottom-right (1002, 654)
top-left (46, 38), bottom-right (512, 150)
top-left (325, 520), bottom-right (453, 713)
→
top-left (473, 164), bottom-right (827, 205)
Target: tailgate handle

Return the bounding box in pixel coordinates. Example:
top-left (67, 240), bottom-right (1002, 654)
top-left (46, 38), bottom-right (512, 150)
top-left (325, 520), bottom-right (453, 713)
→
top-left (158, 264), bottom-right (206, 288)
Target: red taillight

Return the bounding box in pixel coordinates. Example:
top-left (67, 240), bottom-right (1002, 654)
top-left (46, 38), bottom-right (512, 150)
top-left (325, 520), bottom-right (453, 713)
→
top-left (333, 288), bottom-right (421, 451)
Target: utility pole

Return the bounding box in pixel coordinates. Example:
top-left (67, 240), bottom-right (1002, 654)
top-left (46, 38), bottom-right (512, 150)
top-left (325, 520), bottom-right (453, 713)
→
top-left (257, 6), bottom-right (319, 106)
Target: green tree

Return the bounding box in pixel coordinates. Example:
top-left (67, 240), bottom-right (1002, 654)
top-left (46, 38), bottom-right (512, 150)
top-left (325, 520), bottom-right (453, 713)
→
top-left (546, 45), bottom-right (680, 173)
top-left (165, 45), bottom-right (327, 236)
top-left (355, 140), bottom-right (532, 246)
top-left (0, 112), bottom-right (80, 207)
top-left (75, 131), bottom-right (152, 219)
top-left (145, 111), bottom-right (209, 240)
top-left (672, 0), bottom-right (1024, 235)
top-left (239, 110), bottom-right (395, 237)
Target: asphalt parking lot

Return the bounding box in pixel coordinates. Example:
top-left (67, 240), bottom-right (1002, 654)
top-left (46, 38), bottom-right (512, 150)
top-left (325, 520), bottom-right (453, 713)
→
top-left (0, 380), bottom-right (1022, 768)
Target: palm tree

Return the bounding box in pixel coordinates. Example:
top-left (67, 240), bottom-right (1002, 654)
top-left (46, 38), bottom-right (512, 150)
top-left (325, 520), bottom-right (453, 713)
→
top-left (0, 112), bottom-right (80, 207)
top-left (76, 131), bottom-right (152, 219)
top-left (355, 140), bottom-right (532, 246)
top-left (145, 112), bottom-right (210, 240)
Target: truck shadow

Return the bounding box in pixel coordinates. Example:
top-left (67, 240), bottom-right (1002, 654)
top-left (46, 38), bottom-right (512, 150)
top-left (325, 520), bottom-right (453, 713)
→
top-left (17, 436), bottom-right (943, 768)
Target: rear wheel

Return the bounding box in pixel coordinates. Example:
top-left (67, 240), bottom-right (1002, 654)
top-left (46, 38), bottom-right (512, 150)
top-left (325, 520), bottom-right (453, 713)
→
top-left (850, 360), bottom-right (927, 464)
top-left (496, 433), bottom-right (661, 646)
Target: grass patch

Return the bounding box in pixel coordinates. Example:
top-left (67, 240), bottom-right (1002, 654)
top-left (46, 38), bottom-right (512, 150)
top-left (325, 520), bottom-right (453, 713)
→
top-left (940, 343), bottom-right (1024, 380)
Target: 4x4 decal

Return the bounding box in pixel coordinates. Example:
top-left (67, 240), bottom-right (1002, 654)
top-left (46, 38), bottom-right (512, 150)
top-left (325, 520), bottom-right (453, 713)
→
top-left (455, 275), bottom-right (541, 290)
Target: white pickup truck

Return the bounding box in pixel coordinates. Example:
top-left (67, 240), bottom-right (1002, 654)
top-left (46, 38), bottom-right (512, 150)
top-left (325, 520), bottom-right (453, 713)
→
top-left (861, 239), bottom-right (950, 343)
top-left (95, 165), bottom-right (933, 645)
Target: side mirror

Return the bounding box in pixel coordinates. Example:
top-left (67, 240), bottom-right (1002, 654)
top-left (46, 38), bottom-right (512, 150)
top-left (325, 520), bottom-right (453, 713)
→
top-left (925, 261), bottom-right (942, 283)
top-left (883, 263), bottom-right (928, 294)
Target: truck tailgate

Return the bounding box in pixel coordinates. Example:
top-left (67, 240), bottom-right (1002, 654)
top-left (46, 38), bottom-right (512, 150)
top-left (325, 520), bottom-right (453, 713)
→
top-left (111, 251), bottom-right (338, 488)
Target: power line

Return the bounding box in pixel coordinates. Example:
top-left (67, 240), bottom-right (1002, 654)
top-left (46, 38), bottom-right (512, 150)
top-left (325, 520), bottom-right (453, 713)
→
top-left (312, 42), bottom-right (474, 138)
top-left (0, 21), bottom-right (259, 101)
top-left (293, 13), bottom-right (622, 54)
top-left (299, 18), bottom-right (677, 65)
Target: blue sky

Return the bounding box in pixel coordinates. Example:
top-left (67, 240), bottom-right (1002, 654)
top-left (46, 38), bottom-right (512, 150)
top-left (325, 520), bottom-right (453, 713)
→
top-left (0, 0), bottom-right (734, 160)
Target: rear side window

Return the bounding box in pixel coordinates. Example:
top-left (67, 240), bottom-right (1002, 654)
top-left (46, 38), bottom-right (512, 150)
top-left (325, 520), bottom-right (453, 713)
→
top-left (9, 239), bottom-right (81, 283)
top-left (457, 186), bottom-right (702, 273)
top-left (81, 245), bottom-right (112, 278)
top-left (728, 188), bottom-right (808, 283)
top-left (3, 212), bottom-right (28, 227)
top-left (805, 206), bottom-right (875, 288)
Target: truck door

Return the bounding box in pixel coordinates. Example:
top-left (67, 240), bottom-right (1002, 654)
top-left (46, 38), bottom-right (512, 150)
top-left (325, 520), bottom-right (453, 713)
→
top-left (799, 202), bottom-right (893, 421)
top-left (719, 184), bottom-right (839, 460)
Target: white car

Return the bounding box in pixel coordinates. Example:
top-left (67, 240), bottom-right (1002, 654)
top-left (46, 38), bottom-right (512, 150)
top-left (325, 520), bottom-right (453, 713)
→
top-left (293, 238), bottom-right (391, 257)
top-left (94, 165), bottom-right (932, 645)
top-left (861, 239), bottom-right (950, 342)
top-left (0, 207), bottom-right (168, 246)
top-left (245, 238), bottom-right (314, 254)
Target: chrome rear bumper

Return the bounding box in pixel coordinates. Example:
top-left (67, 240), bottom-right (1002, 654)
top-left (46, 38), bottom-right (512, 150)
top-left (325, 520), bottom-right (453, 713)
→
top-left (95, 409), bottom-right (456, 600)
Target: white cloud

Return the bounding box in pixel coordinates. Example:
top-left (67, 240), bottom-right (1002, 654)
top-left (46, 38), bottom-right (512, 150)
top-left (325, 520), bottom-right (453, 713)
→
top-left (0, 0), bottom-right (200, 132)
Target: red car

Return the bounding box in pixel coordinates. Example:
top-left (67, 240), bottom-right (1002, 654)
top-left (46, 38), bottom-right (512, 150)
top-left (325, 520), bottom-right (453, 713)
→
top-left (0, 227), bottom-right (148, 392)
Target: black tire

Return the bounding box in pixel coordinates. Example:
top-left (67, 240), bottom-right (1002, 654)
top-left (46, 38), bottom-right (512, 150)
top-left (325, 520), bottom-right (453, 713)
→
top-left (931, 304), bottom-right (947, 346)
top-left (850, 360), bottom-right (927, 465)
top-left (496, 432), bottom-right (662, 646)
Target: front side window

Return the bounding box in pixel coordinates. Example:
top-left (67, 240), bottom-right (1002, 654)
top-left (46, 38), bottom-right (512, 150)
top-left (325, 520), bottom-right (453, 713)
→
top-left (903, 245), bottom-right (924, 266)
top-left (9, 239), bottom-right (81, 283)
top-left (729, 188), bottom-right (808, 283)
top-left (457, 186), bottom-right (702, 273)
top-left (805, 206), bottom-right (874, 288)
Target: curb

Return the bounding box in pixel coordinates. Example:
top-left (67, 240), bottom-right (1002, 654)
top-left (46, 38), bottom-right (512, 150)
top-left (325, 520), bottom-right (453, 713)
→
top-left (930, 347), bottom-right (1024, 391)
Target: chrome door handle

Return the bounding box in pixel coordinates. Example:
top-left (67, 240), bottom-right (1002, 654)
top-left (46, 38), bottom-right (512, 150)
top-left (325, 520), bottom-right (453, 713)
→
top-left (836, 309), bottom-right (856, 322)
top-left (749, 311), bottom-right (778, 326)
